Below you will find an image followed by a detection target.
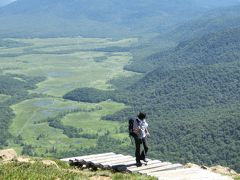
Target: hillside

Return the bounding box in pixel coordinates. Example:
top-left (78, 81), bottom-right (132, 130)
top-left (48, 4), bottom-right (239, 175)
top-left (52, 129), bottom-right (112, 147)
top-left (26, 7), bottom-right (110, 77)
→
top-left (158, 5), bottom-right (240, 42)
top-left (64, 63), bottom-right (240, 172)
top-left (123, 5), bottom-right (240, 73)
top-left (117, 28), bottom-right (240, 172)
top-left (64, 30), bottom-right (240, 172)
top-left (126, 26), bottom-right (240, 73)
top-left (120, 27), bottom-right (240, 172)
top-left (154, 28), bottom-right (240, 66)
top-left (0, 0), bottom-right (239, 38)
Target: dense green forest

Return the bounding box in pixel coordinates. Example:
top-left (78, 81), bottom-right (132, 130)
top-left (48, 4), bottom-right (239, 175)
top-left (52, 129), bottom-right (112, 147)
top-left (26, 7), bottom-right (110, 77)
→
top-left (157, 5), bottom-right (240, 42)
top-left (64, 28), bottom-right (240, 171)
top-left (63, 88), bottom-right (110, 103)
top-left (63, 62), bottom-right (240, 171)
top-left (0, 74), bottom-right (45, 148)
top-left (149, 28), bottom-right (240, 66)
top-left (126, 25), bottom-right (240, 73)
top-left (64, 62), bottom-right (240, 117)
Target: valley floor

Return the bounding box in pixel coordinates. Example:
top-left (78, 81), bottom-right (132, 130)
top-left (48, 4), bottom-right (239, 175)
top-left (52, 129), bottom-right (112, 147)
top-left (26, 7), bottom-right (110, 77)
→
top-left (0, 37), bottom-right (137, 156)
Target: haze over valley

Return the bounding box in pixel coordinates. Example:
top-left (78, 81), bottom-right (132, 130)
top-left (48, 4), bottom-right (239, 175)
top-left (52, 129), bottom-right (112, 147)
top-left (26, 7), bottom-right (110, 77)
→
top-left (0, 0), bottom-right (240, 173)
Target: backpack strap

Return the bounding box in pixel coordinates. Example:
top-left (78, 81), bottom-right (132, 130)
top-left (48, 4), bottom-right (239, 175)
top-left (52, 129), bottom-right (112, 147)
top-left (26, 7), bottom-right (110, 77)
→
top-left (136, 118), bottom-right (140, 125)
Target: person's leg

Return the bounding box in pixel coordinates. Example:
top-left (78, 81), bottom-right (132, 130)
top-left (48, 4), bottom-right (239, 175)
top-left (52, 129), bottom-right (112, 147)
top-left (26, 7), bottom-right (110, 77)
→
top-left (142, 138), bottom-right (149, 155)
top-left (140, 138), bottom-right (149, 161)
top-left (134, 137), bottom-right (141, 165)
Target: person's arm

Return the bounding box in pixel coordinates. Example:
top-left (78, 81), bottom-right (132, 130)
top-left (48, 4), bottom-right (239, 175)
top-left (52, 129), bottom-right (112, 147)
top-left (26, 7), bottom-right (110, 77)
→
top-left (145, 128), bottom-right (150, 137)
top-left (144, 120), bottom-right (150, 137)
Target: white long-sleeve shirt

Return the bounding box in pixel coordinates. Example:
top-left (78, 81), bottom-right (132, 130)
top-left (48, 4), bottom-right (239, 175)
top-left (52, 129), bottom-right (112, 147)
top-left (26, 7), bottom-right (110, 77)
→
top-left (133, 118), bottom-right (148, 139)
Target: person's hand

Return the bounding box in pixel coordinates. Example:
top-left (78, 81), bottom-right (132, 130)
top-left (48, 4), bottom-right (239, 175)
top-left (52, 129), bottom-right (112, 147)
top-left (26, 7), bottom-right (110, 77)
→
top-left (133, 128), bottom-right (140, 134)
top-left (146, 132), bottom-right (150, 137)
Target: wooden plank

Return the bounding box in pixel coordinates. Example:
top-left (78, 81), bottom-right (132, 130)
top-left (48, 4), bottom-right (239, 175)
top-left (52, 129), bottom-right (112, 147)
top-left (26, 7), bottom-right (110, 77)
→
top-left (133, 162), bottom-right (172, 174)
top-left (100, 156), bottom-right (137, 170)
top-left (110, 157), bottom-right (153, 168)
top-left (197, 179), bottom-right (220, 180)
top-left (139, 163), bottom-right (182, 174)
top-left (146, 163), bottom-right (183, 175)
top-left (61, 153), bottom-right (232, 180)
top-left (61, 152), bottom-right (115, 162)
top-left (81, 154), bottom-right (121, 163)
top-left (102, 156), bottom-right (154, 171)
top-left (127, 161), bottom-right (167, 172)
top-left (111, 159), bottom-right (137, 166)
top-left (110, 160), bottom-right (137, 170)
top-left (198, 177), bottom-right (232, 180)
top-left (181, 173), bottom-right (232, 180)
top-left (107, 159), bottom-right (139, 172)
top-left (61, 152), bottom-right (115, 161)
top-left (100, 155), bottom-right (135, 168)
top-left (175, 169), bottom-right (232, 180)
top-left (84, 154), bottom-right (130, 168)
top-left (72, 153), bottom-right (120, 168)
top-left (152, 168), bottom-right (232, 180)
top-left (129, 159), bottom-right (161, 168)
top-left (148, 168), bottom-right (201, 178)
top-left (72, 154), bottom-right (119, 168)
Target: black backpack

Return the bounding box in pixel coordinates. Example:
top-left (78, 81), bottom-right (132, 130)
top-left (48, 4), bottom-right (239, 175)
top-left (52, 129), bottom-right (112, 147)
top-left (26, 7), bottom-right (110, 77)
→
top-left (129, 118), bottom-right (140, 138)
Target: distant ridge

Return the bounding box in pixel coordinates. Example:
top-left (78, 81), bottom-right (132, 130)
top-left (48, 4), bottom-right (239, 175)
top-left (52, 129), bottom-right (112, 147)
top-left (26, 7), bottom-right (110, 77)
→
top-left (0, 0), bottom-right (239, 38)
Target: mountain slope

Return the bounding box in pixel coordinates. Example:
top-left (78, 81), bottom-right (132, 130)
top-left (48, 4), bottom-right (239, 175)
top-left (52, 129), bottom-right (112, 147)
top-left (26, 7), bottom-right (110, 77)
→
top-left (120, 63), bottom-right (240, 172)
top-left (159, 27), bottom-right (240, 65)
top-left (123, 5), bottom-right (240, 73)
top-left (127, 26), bottom-right (240, 72)
top-left (163, 5), bottom-right (240, 42)
top-left (0, 0), bottom-right (239, 38)
top-left (116, 26), bottom-right (240, 171)
top-left (64, 62), bottom-right (240, 172)
top-left (63, 24), bottom-right (240, 172)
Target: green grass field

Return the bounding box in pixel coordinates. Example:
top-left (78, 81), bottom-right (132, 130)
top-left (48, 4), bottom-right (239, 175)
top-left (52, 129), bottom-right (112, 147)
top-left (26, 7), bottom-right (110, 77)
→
top-left (9, 98), bottom-right (128, 155)
top-left (1, 38), bottom-right (136, 97)
top-left (62, 101), bottom-right (126, 135)
top-left (0, 37), bottom-right (137, 155)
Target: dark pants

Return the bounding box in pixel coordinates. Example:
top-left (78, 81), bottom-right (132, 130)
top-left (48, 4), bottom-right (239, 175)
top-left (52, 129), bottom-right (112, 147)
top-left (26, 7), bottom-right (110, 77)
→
top-left (134, 137), bottom-right (148, 162)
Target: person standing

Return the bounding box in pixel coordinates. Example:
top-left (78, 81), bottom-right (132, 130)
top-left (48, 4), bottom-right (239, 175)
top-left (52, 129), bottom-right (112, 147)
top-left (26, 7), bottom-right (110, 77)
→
top-left (133, 112), bottom-right (150, 167)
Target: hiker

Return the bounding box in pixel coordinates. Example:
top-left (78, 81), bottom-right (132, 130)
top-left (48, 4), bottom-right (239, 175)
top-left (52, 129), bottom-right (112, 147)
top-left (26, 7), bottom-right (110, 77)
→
top-left (132, 112), bottom-right (150, 167)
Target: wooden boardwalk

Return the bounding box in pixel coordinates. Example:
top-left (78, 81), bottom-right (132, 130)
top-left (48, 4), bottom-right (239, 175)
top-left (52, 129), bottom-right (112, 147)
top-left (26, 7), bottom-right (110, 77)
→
top-left (61, 152), bottom-right (232, 180)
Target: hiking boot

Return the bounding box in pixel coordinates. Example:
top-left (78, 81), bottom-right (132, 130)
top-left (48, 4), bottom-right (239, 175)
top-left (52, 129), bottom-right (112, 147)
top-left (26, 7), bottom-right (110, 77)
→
top-left (136, 161), bottom-right (142, 167)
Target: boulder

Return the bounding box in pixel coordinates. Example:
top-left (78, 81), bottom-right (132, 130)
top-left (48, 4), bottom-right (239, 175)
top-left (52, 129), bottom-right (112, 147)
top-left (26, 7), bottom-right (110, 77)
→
top-left (42, 160), bottom-right (59, 168)
top-left (17, 156), bottom-right (33, 163)
top-left (185, 163), bottom-right (202, 169)
top-left (210, 165), bottom-right (237, 175)
top-left (0, 149), bottom-right (17, 162)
